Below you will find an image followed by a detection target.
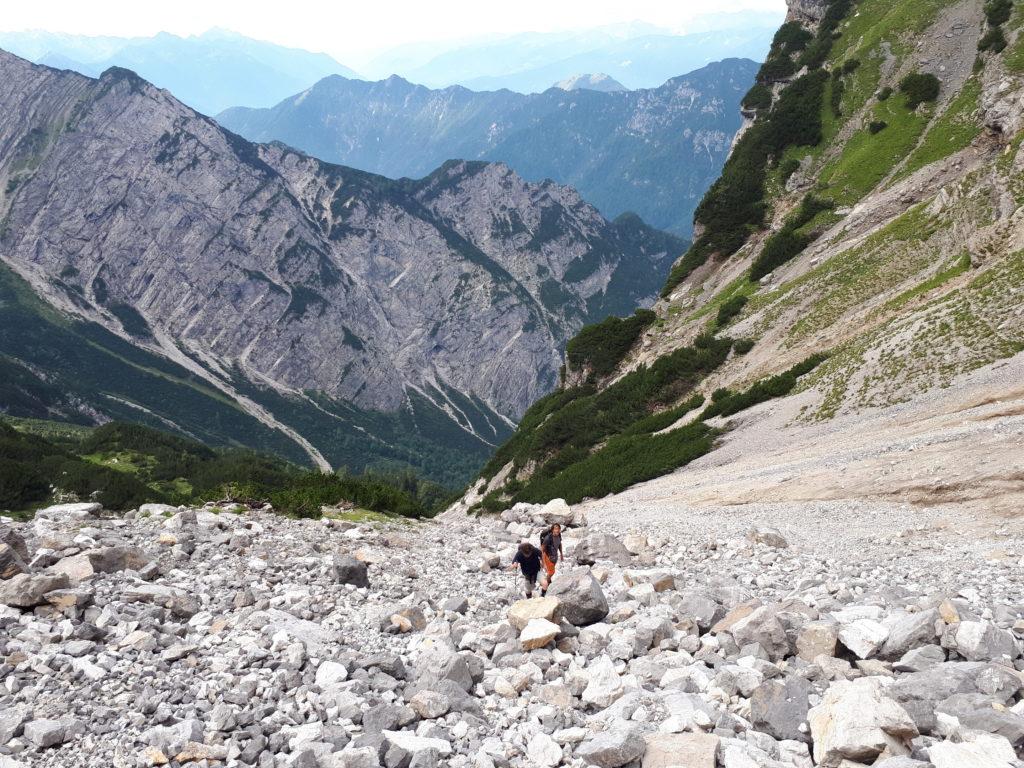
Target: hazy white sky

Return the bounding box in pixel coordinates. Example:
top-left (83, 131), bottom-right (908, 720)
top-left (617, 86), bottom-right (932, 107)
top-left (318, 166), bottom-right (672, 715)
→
top-left (1, 0), bottom-right (786, 61)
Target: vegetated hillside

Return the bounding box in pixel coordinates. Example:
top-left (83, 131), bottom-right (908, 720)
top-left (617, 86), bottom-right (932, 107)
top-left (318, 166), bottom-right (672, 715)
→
top-left (0, 50), bottom-right (684, 488)
top-left (217, 59), bottom-right (758, 236)
top-left (0, 29), bottom-right (359, 114)
top-left (454, 0), bottom-right (1024, 514)
top-left (0, 419), bottom-right (437, 518)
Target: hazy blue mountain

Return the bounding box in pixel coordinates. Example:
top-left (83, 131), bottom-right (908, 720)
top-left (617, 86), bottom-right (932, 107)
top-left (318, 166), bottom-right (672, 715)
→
top-left (362, 23), bottom-right (777, 93)
top-left (219, 58), bottom-right (758, 236)
top-left (0, 28), bottom-right (358, 114)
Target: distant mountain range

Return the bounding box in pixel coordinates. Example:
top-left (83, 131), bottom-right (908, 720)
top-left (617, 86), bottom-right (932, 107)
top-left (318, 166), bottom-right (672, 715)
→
top-left (0, 29), bottom-right (358, 114)
top-left (361, 22), bottom-right (778, 93)
top-left (0, 50), bottom-right (686, 485)
top-left (219, 58), bottom-right (759, 237)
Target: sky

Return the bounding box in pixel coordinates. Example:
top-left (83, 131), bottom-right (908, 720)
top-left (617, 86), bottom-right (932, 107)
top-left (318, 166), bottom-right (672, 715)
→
top-left (0, 0), bottom-right (787, 63)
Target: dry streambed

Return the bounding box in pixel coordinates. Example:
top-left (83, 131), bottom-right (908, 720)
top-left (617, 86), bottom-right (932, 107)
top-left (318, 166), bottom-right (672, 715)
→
top-left (1, 498), bottom-right (1024, 767)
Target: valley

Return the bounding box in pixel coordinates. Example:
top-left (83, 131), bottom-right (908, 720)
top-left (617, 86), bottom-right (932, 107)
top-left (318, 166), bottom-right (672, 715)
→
top-left (0, 51), bottom-right (686, 486)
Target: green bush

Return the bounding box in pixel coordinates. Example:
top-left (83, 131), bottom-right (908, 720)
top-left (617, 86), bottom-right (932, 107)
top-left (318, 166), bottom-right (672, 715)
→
top-left (565, 309), bottom-right (656, 381)
top-left (514, 422), bottom-right (716, 505)
top-left (877, 87), bottom-right (893, 101)
top-left (780, 158), bottom-right (801, 182)
top-left (830, 75), bottom-right (846, 116)
top-left (985, 0), bottom-right (1013, 26)
top-left (743, 84), bottom-right (774, 110)
top-left (750, 195), bottom-right (834, 280)
top-left (701, 354), bottom-right (827, 419)
top-left (715, 295), bottom-right (749, 328)
top-left (0, 457), bottom-right (50, 510)
top-left (733, 338), bottom-right (756, 355)
top-left (841, 59), bottom-right (861, 74)
top-left (869, 121), bottom-right (889, 134)
top-left (265, 471), bottom-right (424, 518)
top-left (978, 27), bottom-right (1008, 53)
top-left (899, 73), bottom-right (941, 109)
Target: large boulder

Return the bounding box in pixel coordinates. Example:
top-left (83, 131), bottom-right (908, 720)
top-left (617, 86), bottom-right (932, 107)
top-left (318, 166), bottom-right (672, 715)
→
top-left (0, 542), bottom-right (27, 580)
top-left (50, 546), bottom-right (150, 582)
top-left (881, 610), bottom-right (941, 660)
top-left (751, 676), bottom-right (811, 742)
top-left (839, 618), bottom-right (890, 659)
top-left (35, 502), bottom-right (101, 521)
top-left (797, 620), bottom-right (839, 661)
top-left (582, 656), bottom-right (626, 708)
top-left (547, 570), bottom-right (608, 626)
top-left (0, 572), bottom-right (70, 608)
top-left (724, 604), bottom-right (790, 661)
top-left (576, 723), bottom-right (645, 767)
top-left (953, 621), bottom-right (1018, 662)
top-left (536, 498), bottom-right (576, 527)
top-left (574, 534), bottom-right (632, 566)
top-left (23, 718), bottom-right (85, 748)
top-left (0, 526), bottom-right (29, 560)
top-left (935, 693), bottom-right (1024, 744)
top-left (520, 618), bottom-right (561, 650)
top-left (642, 733), bottom-right (719, 768)
top-left (381, 730), bottom-right (452, 760)
top-left (508, 596), bottom-right (560, 630)
top-left (928, 732), bottom-right (1016, 768)
top-left (808, 677), bottom-right (918, 767)
top-left (746, 526), bottom-right (788, 548)
top-left (332, 555), bottom-right (369, 588)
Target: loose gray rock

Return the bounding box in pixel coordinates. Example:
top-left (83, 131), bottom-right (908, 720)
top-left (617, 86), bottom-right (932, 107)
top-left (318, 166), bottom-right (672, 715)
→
top-left (547, 569), bottom-right (609, 625)
top-left (333, 554), bottom-right (370, 588)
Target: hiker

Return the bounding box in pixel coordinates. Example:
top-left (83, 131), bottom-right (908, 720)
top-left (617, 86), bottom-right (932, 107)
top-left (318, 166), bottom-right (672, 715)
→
top-left (508, 541), bottom-right (542, 598)
top-left (539, 523), bottom-right (563, 595)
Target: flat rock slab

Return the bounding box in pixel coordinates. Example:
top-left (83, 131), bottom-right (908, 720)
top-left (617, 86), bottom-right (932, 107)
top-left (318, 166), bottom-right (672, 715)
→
top-left (642, 732), bottom-right (720, 768)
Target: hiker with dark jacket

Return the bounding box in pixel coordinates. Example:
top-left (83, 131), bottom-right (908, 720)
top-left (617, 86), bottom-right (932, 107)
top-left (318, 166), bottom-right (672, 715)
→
top-left (539, 523), bottom-right (563, 595)
top-left (508, 542), bottom-right (542, 598)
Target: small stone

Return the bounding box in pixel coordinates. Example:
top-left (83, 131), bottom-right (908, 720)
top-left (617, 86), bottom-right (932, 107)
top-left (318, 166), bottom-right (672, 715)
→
top-left (642, 732), bottom-right (719, 768)
top-left (576, 723), bottom-right (645, 767)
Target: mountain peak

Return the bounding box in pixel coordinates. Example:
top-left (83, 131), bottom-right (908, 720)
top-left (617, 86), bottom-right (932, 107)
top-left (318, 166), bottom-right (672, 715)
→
top-left (553, 73), bottom-right (627, 93)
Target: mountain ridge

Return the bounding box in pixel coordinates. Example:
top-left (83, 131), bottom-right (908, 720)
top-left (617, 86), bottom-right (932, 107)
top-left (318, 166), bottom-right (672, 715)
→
top-left (218, 58), bottom-right (759, 236)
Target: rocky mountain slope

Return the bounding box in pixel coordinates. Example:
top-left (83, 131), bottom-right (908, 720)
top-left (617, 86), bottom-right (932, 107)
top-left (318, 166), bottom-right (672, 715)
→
top-left (0, 50), bottom-right (684, 485)
top-left (217, 59), bottom-right (759, 237)
top-left (455, 0), bottom-right (1024, 514)
top-left (0, 29), bottom-right (359, 114)
top-left (3, 495), bottom-right (1024, 767)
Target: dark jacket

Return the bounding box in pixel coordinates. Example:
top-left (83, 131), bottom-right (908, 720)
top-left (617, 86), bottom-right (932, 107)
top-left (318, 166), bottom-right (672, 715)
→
top-left (513, 549), bottom-right (542, 580)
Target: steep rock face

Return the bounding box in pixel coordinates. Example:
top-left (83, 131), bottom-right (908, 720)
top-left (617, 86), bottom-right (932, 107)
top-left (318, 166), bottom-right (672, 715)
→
top-left (217, 58), bottom-right (759, 236)
top-left (0, 50), bottom-right (683, 479)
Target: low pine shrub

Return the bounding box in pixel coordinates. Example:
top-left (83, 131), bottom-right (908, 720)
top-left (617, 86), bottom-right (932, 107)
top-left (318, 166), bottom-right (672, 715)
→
top-left (978, 27), bottom-right (1008, 53)
top-left (985, 0), bottom-right (1013, 26)
top-left (900, 73), bottom-right (941, 109)
top-left (716, 295), bottom-right (749, 328)
top-left (869, 120), bottom-right (888, 134)
top-left (743, 84), bottom-right (774, 110)
top-left (733, 338), bottom-right (756, 355)
top-left (565, 309), bottom-right (656, 381)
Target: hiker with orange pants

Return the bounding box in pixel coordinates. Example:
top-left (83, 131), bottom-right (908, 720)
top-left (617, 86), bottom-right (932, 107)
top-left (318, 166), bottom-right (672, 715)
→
top-left (539, 523), bottom-right (563, 596)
